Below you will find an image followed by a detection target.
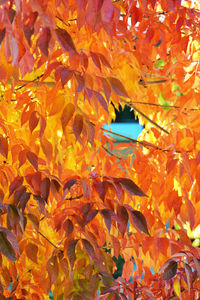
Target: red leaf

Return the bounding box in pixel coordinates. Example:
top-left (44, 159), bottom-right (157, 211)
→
top-left (100, 209), bottom-right (112, 232)
top-left (38, 27), bottom-right (51, 57)
top-left (101, 0), bottom-right (114, 23)
top-left (117, 205), bottom-right (128, 234)
top-left (74, 73), bottom-right (85, 92)
top-left (9, 176), bottom-right (23, 197)
top-left (27, 151), bottom-right (38, 171)
top-left (94, 91), bottom-right (108, 112)
top-left (0, 28), bottom-right (6, 46)
top-left (108, 77), bottom-right (129, 98)
top-left (46, 255), bottom-right (59, 285)
top-left (41, 137), bottom-right (53, 161)
top-left (40, 177), bottom-right (50, 202)
top-left (29, 111), bottom-right (39, 133)
top-left (61, 103), bottom-right (75, 131)
top-left (63, 219), bottom-right (74, 236)
top-left (25, 243), bottom-right (38, 264)
top-left (27, 214), bottom-right (39, 231)
top-left (66, 239), bottom-right (78, 269)
top-left (0, 231), bottom-right (16, 261)
top-left (0, 136), bottom-right (8, 158)
top-left (98, 53), bottom-right (111, 68)
top-left (55, 27), bottom-right (76, 53)
top-left (85, 209), bottom-right (98, 225)
top-left (82, 239), bottom-right (95, 259)
top-left (90, 52), bottom-right (101, 70)
top-left (73, 114), bottom-right (83, 140)
top-left (40, 115), bottom-right (46, 138)
top-left (159, 259), bottom-right (178, 280)
top-left (100, 77), bottom-right (111, 102)
top-left (96, 181), bottom-right (108, 201)
top-left (193, 257), bottom-right (200, 283)
top-left (117, 178), bottom-right (147, 197)
top-left (64, 179), bottom-right (77, 191)
top-left (61, 69), bottom-right (73, 87)
top-left (184, 263), bottom-right (192, 295)
top-left (23, 12), bottom-right (38, 45)
top-left (130, 210), bottom-right (150, 235)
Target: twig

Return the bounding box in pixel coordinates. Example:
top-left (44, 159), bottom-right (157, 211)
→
top-left (15, 74), bottom-right (44, 90)
top-left (120, 99), bottom-right (169, 134)
top-left (38, 231), bottom-right (58, 249)
top-left (65, 194), bottom-right (83, 201)
top-left (102, 145), bottom-right (122, 160)
top-left (101, 128), bottom-right (161, 150)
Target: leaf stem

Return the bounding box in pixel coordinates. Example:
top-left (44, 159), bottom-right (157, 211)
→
top-left (38, 231), bottom-right (58, 249)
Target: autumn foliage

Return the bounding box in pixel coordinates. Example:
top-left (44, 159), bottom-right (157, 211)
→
top-left (1, 0), bottom-right (200, 299)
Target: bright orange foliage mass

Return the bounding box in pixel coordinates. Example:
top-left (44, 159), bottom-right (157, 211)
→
top-left (0, 0), bottom-right (200, 299)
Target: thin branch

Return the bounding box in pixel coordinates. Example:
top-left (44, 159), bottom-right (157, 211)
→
top-left (127, 101), bottom-right (200, 111)
top-left (101, 128), bottom-right (161, 150)
top-left (120, 99), bottom-right (169, 134)
top-left (38, 231), bottom-right (58, 249)
top-left (15, 74), bottom-right (44, 90)
top-left (65, 194), bottom-right (84, 201)
top-left (102, 145), bottom-right (122, 160)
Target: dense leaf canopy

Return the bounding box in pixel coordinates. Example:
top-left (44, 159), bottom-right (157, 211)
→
top-left (0, 0), bottom-right (200, 298)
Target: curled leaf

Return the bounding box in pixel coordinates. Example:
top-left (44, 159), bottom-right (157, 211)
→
top-left (159, 259), bottom-right (178, 280)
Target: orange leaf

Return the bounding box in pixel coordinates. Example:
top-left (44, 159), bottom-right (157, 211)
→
top-left (122, 260), bottom-right (133, 281)
top-left (61, 103), bottom-right (75, 131)
top-left (108, 77), bottom-right (129, 98)
top-left (29, 111), bottom-right (39, 133)
top-left (73, 114), bottom-right (83, 140)
top-left (0, 136), bottom-right (8, 158)
top-left (25, 242), bottom-right (38, 264)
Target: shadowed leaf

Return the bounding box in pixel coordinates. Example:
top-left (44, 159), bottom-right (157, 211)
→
top-left (55, 27), bottom-right (76, 53)
top-left (0, 136), bottom-right (8, 158)
top-left (61, 103), bottom-right (75, 131)
top-left (27, 151), bottom-right (38, 171)
top-left (159, 259), bottom-right (178, 280)
top-left (26, 242), bottom-right (38, 264)
top-left (0, 231), bottom-right (16, 261)
top-left (108, 77), bottom-right (129, 98)
top-left (40, 177), bottom-right (50, 202)
top-left (117, 178), bottom-right (147, 197)
top-left (66, 239), bottom-right (78, 269)
top-left (38, 27), bottom-right (51, 57)
top-left (63, 219), bottom-right (74, 236)
top-left (73, 114), bottom-right (83, 140)
top-left (130, 210), bottom-right (150, 235)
